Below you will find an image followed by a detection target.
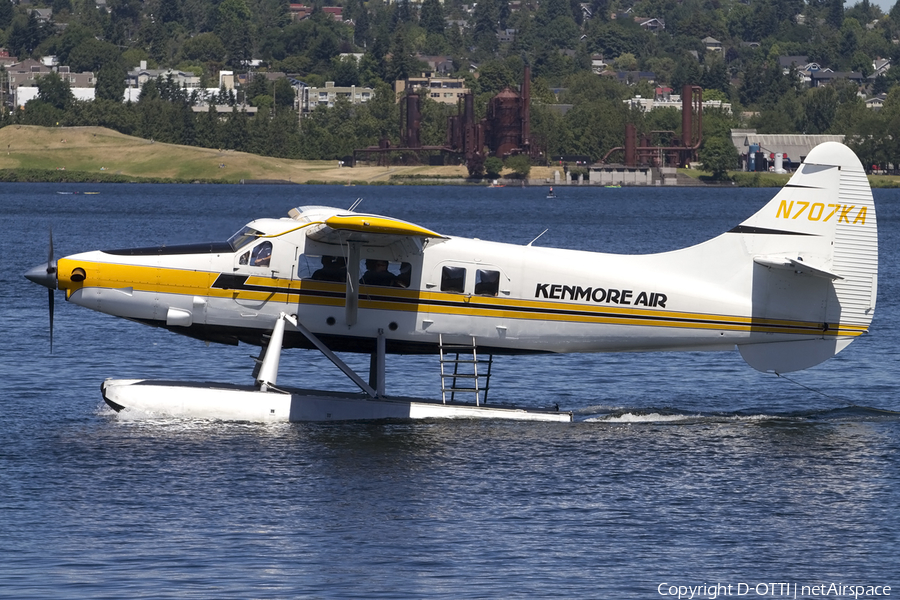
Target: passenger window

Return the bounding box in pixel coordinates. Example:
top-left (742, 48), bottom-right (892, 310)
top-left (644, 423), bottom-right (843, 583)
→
top-left (441, 266), bottom-right (466, 293)
top-left (250, 241), bottom-right (272, 267)
top-left (474, 269), bottom-right (500, 296)
top-left (300, 254), bottom-right (347, 282)
top-left (360, 260), bottom-right (412, 288)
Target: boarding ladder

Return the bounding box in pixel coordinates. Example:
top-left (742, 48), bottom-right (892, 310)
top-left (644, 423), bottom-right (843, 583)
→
top-left (439, 334), bottom-right (493, 405)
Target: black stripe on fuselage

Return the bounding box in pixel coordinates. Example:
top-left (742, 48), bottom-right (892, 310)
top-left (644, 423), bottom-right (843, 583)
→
top-left (103, 242), bottom-right (234, 256)
top-left (208, 274), bottom-right (826, 335)
top-left (728, 225), bottom-right (817, 236)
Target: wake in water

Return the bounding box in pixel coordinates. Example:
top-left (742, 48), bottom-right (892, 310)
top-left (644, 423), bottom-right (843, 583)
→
top-left (579, 405), bottom-right (900, 424)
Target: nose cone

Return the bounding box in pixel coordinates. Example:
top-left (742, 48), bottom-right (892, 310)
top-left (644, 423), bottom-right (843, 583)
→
top-left (25, 262), bottom-right (57, 290)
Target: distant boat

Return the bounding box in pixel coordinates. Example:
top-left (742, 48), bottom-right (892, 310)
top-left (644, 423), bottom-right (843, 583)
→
top-left (57, 191), bottom-right (76, 195)
top-left (489, 179), bottom-right (504, 188)
top-left (604, 185), bottom-right (621, 188)
top-left (84, 191), bottom-right (100, 195)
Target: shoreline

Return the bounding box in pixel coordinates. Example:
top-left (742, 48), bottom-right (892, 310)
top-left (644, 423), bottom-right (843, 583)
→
top-left (3, 125), bottom-right (899, 188)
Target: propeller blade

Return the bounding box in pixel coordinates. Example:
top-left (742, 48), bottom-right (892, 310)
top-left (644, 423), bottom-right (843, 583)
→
top-left (47, 228), bottom-right (56, 354)
top-left (25, 228), bottom-right (60, 353)
top-left (49, 287), bottom-right (54, 353)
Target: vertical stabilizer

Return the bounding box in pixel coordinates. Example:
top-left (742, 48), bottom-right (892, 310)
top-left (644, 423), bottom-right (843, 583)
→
top-left (736, 142), bottom-right (877, 373)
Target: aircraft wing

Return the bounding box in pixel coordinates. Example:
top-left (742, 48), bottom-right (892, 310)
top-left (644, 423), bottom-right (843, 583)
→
top-left (305, 213), bottom-right (446, 248)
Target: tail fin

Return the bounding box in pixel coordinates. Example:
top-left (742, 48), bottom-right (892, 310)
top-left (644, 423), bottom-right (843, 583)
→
top-left (735, 142), bottom-right (878, 373)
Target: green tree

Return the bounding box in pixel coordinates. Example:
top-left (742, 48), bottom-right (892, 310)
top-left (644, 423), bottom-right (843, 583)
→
top-left (420, 0), bottom-right (446, 34)
top-left (331, 55), bottom-right (361, 86)
top-left (67, 39), bottom-right (122, 72)
top-left (799, 86), bottom-right (838, 133)
top-left (37, 72), bottom-right (75, 111)
top-left (699, 136), bottom-right (739, 179)
top-left (217, 0), bottom-right (254, 67)
top-left (505, 154), bottom-right (532, 178)
top-left (0, 0), bottom-right (13, 29)
top-left (196, 103), bottom-right (222, 149)
top-left (182, 33), bottom-right (227, 64)
top-left (386, 28), bottom-right (424, 82)
top-left (484, 155), bottom-right (504, 177)
top-left (273, 77), bottom-right (295, 109)
top-left (96, 61), bottom-right (128, 101)
top-left (473, 0), bottom-right (500, 54)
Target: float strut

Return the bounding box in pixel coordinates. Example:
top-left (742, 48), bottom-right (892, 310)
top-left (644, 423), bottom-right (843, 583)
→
top-left (257, 312), bottom-right (296, 392)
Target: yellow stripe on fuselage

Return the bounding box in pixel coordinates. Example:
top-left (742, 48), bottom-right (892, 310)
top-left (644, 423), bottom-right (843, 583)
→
top-left (57, 259), bottom-right (867, 338)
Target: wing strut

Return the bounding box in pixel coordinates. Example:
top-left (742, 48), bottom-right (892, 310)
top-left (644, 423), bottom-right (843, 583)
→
top-left (345, 242), bottom-right (360, 326)
top-left (292, 317), bottom-right (378, 398)
top-left (256, 313), bottom-right (380, 398)
top-left (368, 330), bottom-right (386, 397)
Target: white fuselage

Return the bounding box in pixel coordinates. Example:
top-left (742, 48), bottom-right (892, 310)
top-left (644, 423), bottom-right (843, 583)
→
top-left (55, 210), bottom-right (828, 357)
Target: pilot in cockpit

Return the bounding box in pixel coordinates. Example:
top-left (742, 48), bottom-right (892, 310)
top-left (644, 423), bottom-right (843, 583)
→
top-left (250, 241), bottom-right (272, 267)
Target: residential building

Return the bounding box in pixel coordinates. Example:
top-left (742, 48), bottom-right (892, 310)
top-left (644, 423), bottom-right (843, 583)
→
top-left (636, 17), bottom-right (665, 31)
top-left (810, 70), bottom-right (865, 88)
top-left (395, 74), bottom-right (468, 104)
top-left (865, 93), bottom-right (887, 109)
top-left (126, 61), bottom-right (201, 90)
top-left (7, 60), bottom-right (96, 107)
top-left (614, 71), bottom-right (657, 85)
top-left (625, 90), bottom-right (731, 113)
top-left (702, 37), bottom-right (722, 52)
top-left (288, 4), bottom-right (342, 21)
top-left (417, 55), bottom-right (455, 75)
top-left (300, 81), bottom-right (375, 113)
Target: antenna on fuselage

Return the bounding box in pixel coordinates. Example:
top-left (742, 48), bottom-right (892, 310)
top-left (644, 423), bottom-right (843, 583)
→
top-left (526, 229), bottom-right (549, 247)
top-left (348, 198), bottom-right (363, 212)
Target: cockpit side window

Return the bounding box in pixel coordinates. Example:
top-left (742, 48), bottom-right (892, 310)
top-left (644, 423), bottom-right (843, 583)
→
top-left (250, 241), bottom-right (272, 267)
top-left (440, 266), bottom-right (466, 293)
top-left (475, 269), bottom-right (500, 296)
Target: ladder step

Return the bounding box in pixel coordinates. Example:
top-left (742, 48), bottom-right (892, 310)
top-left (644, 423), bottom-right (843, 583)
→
top-left (442, 373), bottom-right (478, 379)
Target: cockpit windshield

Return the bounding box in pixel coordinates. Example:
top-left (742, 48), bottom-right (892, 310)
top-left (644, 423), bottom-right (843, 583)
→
top-left (227, 226), bottom-right (264, 251)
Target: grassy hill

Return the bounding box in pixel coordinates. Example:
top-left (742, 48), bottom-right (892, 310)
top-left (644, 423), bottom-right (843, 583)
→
top-left (0, 125), bottom-right (559, 184)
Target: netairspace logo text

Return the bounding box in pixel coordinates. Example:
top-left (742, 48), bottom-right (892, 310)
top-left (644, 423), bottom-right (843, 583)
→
top-left (657, 583), bottom-right (892, 599)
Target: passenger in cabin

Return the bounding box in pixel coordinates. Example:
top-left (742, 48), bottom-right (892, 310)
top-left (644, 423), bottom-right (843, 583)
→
top-left (440, 266), bottom-right (466, 293)
top-left (312, 256), bottom-right (347, 282)
top-left (475, 270), bottom-right (500, 296)
top-left (360, 259), bottom-right (397, 286)
top-left (251, 241), bottom-right (272, 267)
top-left (396, 262), bottom-right (412, 288)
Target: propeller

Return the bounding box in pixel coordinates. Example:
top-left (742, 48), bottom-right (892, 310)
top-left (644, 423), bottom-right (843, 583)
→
top-left (48, 229), bottom-right (56, 352)
top-left (25, 228), bottom-right (58, 353)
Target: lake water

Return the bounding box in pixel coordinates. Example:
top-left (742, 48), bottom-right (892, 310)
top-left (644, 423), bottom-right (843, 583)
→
top-left (2, 183), bottom-right (898, 599)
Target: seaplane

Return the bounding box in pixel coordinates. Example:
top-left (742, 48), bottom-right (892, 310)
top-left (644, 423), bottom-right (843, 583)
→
top-left (25, 142), bottom-right (878, 423)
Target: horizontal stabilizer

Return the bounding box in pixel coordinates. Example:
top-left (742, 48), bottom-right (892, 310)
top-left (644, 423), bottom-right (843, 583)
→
top-left (753, 255), bottom-right (843, 280)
